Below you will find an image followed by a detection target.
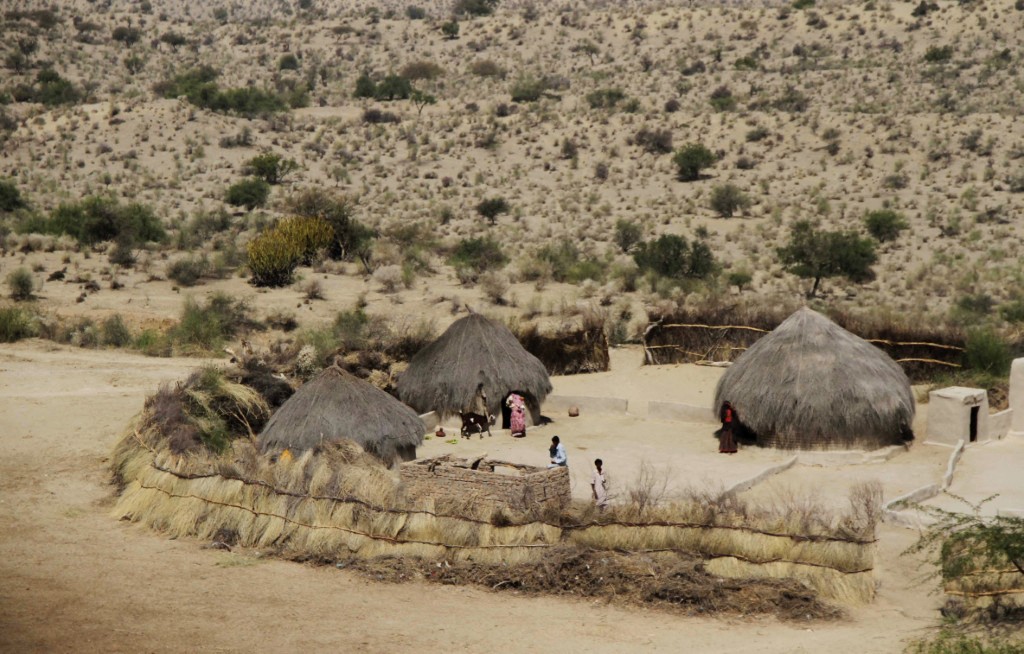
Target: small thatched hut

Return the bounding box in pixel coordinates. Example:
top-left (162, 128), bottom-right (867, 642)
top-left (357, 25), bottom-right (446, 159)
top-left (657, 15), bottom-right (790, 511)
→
top-left (712, 307), bottom-right (915, 450)
top-left (257, 364), bottom-right (425, 466)
top-left (396, 313), bottom-right (552, 427)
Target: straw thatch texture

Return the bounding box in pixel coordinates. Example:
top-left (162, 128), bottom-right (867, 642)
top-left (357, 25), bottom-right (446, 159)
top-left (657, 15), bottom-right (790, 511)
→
top-left (395, 313), bottom-right (553, 422)
top-left (713, 308), bottom-right (915, 450)
top-left (257, 365), bottom-right (425, 466)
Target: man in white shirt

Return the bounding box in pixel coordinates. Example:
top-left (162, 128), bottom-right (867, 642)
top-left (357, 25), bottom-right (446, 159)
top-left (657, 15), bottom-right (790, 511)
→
top-left (548, 435), bottom-right (567, 468)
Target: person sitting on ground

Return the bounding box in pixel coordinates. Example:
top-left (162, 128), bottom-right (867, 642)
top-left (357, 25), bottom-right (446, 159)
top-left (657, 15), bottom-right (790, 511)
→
top-left (548, 435), bottom-right (567, 468)
top-left (591, 458), bottom-right (608, 510)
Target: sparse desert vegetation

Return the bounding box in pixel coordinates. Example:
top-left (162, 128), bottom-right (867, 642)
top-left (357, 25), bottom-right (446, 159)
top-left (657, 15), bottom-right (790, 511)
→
top-left (2, 1), bottom-right (1024, 651)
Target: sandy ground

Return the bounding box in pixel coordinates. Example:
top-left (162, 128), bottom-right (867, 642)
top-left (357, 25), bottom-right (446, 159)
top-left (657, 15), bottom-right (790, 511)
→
top-left (0, 340), bottom-right (966, 653)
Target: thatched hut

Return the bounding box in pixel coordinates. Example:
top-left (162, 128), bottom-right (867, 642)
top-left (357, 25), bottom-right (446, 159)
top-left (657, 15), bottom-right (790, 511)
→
top-left (712, 307), bottom-right (915, 450)
top-left (257, 364), bottom-right (425, 466)
top-left (396, 313), bottom-right (553, 427)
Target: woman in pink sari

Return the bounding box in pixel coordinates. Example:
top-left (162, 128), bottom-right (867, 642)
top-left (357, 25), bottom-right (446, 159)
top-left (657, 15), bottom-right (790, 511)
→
top-left (506, 393), bottom-right (527, 437)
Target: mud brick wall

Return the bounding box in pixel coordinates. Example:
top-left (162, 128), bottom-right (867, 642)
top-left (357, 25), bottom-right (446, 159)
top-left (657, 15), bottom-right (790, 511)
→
top-left (400, 463), bottom-right (570, 511)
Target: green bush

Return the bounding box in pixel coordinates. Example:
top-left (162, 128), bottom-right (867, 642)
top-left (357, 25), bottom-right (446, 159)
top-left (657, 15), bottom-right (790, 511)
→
top-left (244, 152), bottom-right (299, 185)
top-left (19, 68), bottom-right (82, 106)
top-left (614, 219), bottom-right (642, 253)
top-left (246, 216), bottom-right (334, 287)
top-left (963, 328), bottom-right (1011, 377)
top-left (999, 299), bottom-right (1024, 324)
top-left (111, 25), bottom-right (141, 45)
top-left (278, 53), bottom-right (299, 71)
top-left (633, 234), bottom-right (716, 281)
top-left (134, 329), bottom-right (172, 357)
top-left (441, 20), bottom-right (460, 39)
top-left (709, 183), bottom-right (751, 217)
top-left (633, 127), bottom-right (673, 155)
top-left (100, 314), bottom-right (132, 347)
top-left (167, 255), bottom-right (211, 287)
top-left (864, 209), bottom-right (909, 242)
top-left (212, 87), bottom-right (289, 115)
top-left (772, 86), bottom-right (809, 113)
top-left (155, 67), bottom-right (288, 116)
top-left (0, 305), bottom-right (36, 342)
top-left (7, 268), bottom-right (34, 300)
top-left (470, 60), bottom-right (504, 77)
top-left (225, 178), bottom-right (270, 210)
top-left (375, 74), bottom-right (413, 101)
top-left (673, 143), bottom-right (715, 181)
top-left (924, 45), bottom-right (954, 64)
top-left (247, 229), bottom-right (301, 287)
top-left (709, 86), bottom-right (736, 112)
top-left (354, 73), bottom-right (377, 98)
top-left (476, 197), bottom-right (510, 224)
top-left (0, 179), bottom-right (25, 212)
top-left (509, 75), bottom-right (546, 102)
top-left (171, 293), bottom-right (253, 352)
top-left (406, 6), bottom-right (427, 19)
top-left (778, 221), bottom-right (877, 297)
top-left (449, 237), bottom-right (508, 282)
top-left (287, 189), bottom-right (374, 264)
top-left (30, 196), bottom-right (166, 245)
top-left (536, 240), bottom-right (606, 283)
top-left (746, 126), bottom-right (770, 142)
top-left (734, 56), bottom-right (758, 71)
top-left (727, 270), bottom-right (753, 290)
top-left (400, 60), bottom-right (444, 81)
top-left (160, 31), bottom-right (188, 48)
top-left (453, 0), bottom-right (498, 16)
top-left (275, 216), bottom-right (335, 265)
top-left (586, 88), bottom-right (627, 109)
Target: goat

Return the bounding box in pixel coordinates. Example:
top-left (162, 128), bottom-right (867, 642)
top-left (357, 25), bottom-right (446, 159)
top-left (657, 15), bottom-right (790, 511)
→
top-left (459, 412), bottom-right (495, 439)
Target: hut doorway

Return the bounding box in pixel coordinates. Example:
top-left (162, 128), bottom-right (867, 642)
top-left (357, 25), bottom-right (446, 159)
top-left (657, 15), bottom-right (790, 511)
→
top-left (969, 406), bottom-right (979, 442)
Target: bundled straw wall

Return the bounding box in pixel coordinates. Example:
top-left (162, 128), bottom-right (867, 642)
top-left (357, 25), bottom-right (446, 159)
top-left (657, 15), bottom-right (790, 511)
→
top-left (112, 415), bottom-right (878, 603)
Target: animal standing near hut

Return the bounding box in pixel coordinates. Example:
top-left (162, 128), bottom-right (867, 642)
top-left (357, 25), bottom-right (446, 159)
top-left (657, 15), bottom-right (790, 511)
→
top-left (396, 313), bottom-right (552, 432)
top-left (713, 307), bottom-right (915, 450)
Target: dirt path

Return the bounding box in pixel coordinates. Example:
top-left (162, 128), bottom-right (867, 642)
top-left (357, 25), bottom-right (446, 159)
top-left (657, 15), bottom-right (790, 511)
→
top-left (0, 341), bottom-right (941, 653)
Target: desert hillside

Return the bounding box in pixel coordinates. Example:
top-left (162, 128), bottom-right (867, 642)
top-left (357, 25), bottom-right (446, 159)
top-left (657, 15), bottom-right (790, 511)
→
top-left (1, 0), bottom-right (1023, 347)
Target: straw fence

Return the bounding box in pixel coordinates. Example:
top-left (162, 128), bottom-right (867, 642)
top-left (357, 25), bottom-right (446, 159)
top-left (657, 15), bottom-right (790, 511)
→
top-left (112, 417), bottom-right (877, 603)
top-left (642, 306), bottom-right (965, 381)
top-left (516, 321), bottom-right (610, 375)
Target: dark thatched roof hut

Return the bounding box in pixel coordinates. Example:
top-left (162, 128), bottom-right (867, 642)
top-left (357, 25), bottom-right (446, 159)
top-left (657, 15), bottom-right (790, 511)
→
top-left (257, 365), bottom-right (425, 466)
top-left (712, 307), bottom-right (915, 450)
top-left (395, 313), bottom-right (552, 425)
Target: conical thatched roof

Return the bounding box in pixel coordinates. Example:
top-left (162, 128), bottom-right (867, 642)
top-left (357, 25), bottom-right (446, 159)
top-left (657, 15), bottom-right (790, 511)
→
top-left (713, 307), bottom-right (915, 450)
top-left (396, 313), bottom-right (552, 421)
top-left (257, 365), bottom-right (424, 466)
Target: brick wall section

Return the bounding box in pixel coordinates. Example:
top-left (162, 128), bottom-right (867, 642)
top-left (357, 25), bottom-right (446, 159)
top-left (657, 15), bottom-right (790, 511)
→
top-left (400, 459), bottom-right (570, 512)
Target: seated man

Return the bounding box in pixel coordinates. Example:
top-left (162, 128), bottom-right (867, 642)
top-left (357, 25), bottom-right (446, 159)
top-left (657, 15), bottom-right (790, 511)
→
top-left (548, 435), bottom-right (567, 468)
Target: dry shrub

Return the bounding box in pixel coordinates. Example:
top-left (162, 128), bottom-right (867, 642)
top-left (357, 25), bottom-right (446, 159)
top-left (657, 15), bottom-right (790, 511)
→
top-left (624, 460), bottom-right (671, 515)
top-left (343, 547), bottom-right (842, 621)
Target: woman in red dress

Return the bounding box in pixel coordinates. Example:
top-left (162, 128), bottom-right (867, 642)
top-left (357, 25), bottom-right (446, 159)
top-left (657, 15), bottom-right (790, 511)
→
top-left (719, 401), bottom-right (738, 454)
top-left (507, 393), bottom-right (527, 438)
